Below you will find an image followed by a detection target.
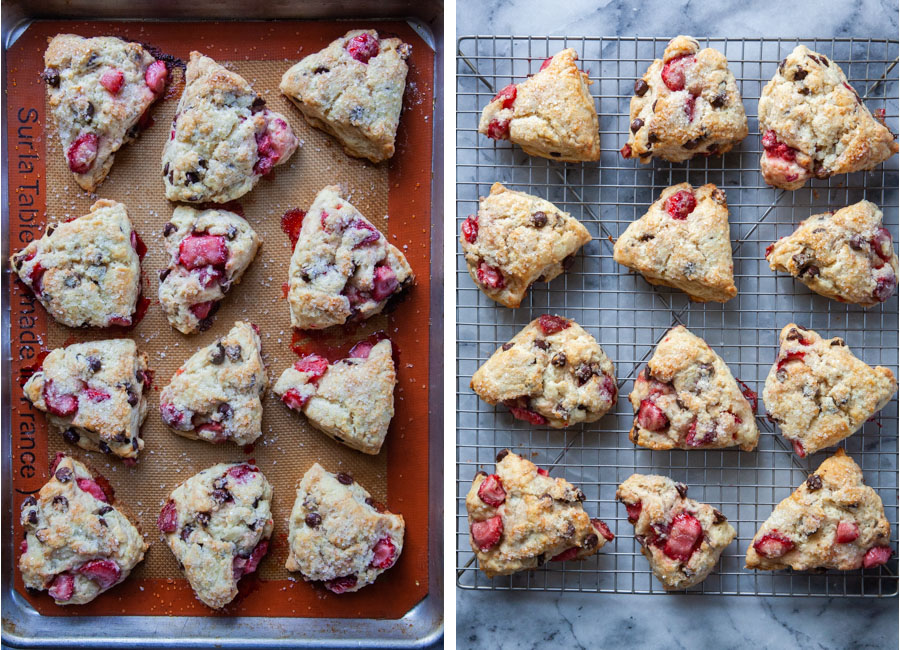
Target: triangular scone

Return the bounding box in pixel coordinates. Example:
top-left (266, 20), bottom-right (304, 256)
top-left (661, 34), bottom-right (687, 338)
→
top-left (766, 201), bottom-right (898, 307)
top-left (613, 183), bottom-right (737, 302)
top-left (42, 34), bottom-right (168, 191)
top-left (162, 52), bottom-right (299, 203)
top-left (285, 463), bottom-right (404, 593)
top-left (620, 36), bottom-right (747, 163)
top-left (758, 45), bottom-right (898, 190)
top-left (286, 186), bottom-right (414, 330)
top-left (629, 326), bottom-right (759, 451)
top-left (460, 183), bottom-right (591, 308)
top-left (280, 30), bottom-right (410, 163)
top-left (19, 455), bottom-right (147, 605)
top-left (22, 339), bottom-right (151, 463)
top-left (158, 206), bottom-right (260, 334)
top-left (478, 48), bottom-right (600, 162)
top-left (157, 462), bottom-right (273, 609)
top-left (466, 450), bottom-right (613, 578)
top-left (746, 450), bottom-right (893, 571)
top-left (9, 199), bottom-right (143, 327)
top-left (160, 321), bottom-right (268, 446)
top-left (470, 315), bottom-right (617, 428)
top-left (274, 339), bottom-right (396, 455)
top-left (763, 324), bottom-right (897, 457)
top-left (616, 475), bottom-right (736, 590)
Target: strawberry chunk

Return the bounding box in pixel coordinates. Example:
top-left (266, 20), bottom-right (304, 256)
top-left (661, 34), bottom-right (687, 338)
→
top-left (762, 130), bottom-right (797, 162)
top-left (282, 388), bottom-right (310, 410)
top-left (178, 235), bottom-right (228, 270)
top-left (685, 421), bottom-right (716, 447)
top-left (765, 243), bottom-right (775, 258)
top-left (792, 439), bottom-right (806, 458)
top-left (592, 518), bottom-right (615, 542)
top-left (48, 573), bottom-right (74, 602)
top-left (157, 500), bottom-right (178, 533)
top-left (835, 521), bottom-right (860, 544)
top-left (77, 559), bottom-right (120, 589)
top-left (599, 374), bottom-right (618, 402)
top-left (539, 56), bottom-right (553, 71)
top-left (145, 60), bottom-right (168, 94)
top-left (664, 190), bottom-right (697, 220)
top-left (537, 314), bottom-right (570, 335)
top-left (486, 119), bottom-right (510, 140)
top-left (863, 545), bottom-right (892, 568)
top-left (324, 575), bottom-right (358, 594)
top-left (370, 537), bottom-right (397, 569)
top-left (100, 69), bottom-right (124, 94)
top-left (195, 265), bottom-right (224, 289)
top-left (50, 452), bottom-right (66, 475)
top-left (294, 354), bottom-right (329, 383)
top-left (348, 340), bottom-right (375, 359)
top-left (625, 502), bottom-right (642, 523)
top-left (77, 478), bottom-right (109, 502)
top-left (874, 273), bottom-right (896, 303)
top-left (67, 133), bottom-right (99, 174)
top-left (227, 463), bottom-right (257, 483)
top-left (240, 539), bottom-right (269, 576)
top-left (461, 216), bottom-right (479, 244)
top-left (196, 422), bottom-right (226, 442)
top-left (470, 515), bottom-right (503, 551)
top-left (20, 539), bottom-right (28, 554)
top-left (661, 54), bottom-right (693, 91)
top-left (476, 262), bottom-right (505, 289)
top-left (550, 547), bottom-right (580, 562)
top-left (43, 380), bottom-right (78, 417)
top-left (477, 474), bottom-right (506, 507)
top-left (663, 512), bottom-right (703, 562)
top-left (684, 94), bottom-right (696, 121)
top-left (753, 531), bottom-right (794, 558)
top-left (350, 220), bottom-right (381, 248)
top-left (492, 84), bottom-right (517, 110)
top-left (637, 400), bottom-right (668, 431)
top-left (189, 300), bottom-right (217, 322)
top-left (253, 118), bottom-right (294, 175)
top-left (29, 262), bottom-right (46, 295)
top-left (507, 405), bottom-right (547, 425)
top-left (84, 387), bottom-right (110, 403)
top-left (130, 230), bottom-right (147, 259)
top-left (536, 468), bottom-right (549, 477)
top-left (871, 227), bottom-right (894, 262)
top-left (372, 263), bottom-right (400, 301)
top-left (620, 143), bottom-right (632, 159)
top-left (346, 32), bottom-right (380, 63)
top-left (776, 350), bottom-right (806, 371)
top-left (160, 402), bottom-right (185, 428)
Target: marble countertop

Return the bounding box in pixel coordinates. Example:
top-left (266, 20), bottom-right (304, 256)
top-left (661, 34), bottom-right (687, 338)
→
top-left (455, 1), bottom-right (899, 648)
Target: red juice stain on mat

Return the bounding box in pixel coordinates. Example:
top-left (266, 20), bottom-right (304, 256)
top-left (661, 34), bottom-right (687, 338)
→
top-left (290, 328), bottom-right (400, 367)
top-left (18, 348), bottom-right (50, 387)
top-left (243, 443), bottom-right (255, 454)
top-left (281, 282), bottom-right (289, 299)
top-left (280, 208), bottom-right (306, 249)
top-left (130, 230), bottom-right (147, 260)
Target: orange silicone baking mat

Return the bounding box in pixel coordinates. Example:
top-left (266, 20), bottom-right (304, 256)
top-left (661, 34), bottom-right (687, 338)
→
top-left (6, 19), bottom-right (433, 618)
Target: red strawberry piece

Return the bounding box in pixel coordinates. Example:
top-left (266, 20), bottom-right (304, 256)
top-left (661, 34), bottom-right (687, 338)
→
top-left (765, 243), bottom-right (775, 258)
top-left (470, 515), bottom-right (503, 551)
top-left (539, 56), bottom-right (553, 71)
top-left (791, 439), bottom-right (806, 458)
top-left (625, 502), bottom-right (642, 523)
top-left (592, 518), bottom-right (615, 542)
top-left (66, 133), bottom-right (99, 174)
top-left (348, 340), bottom-right (375, 359)
top-left (863, 545), bottom-right (893, 568)
top-left (370, 536), bottom-right (397, 569)
top-left (20, 539), bottom-right (28, 554)
top-left (130, 230), bottom-right (147, 260)
top-left (77, 559), bottom-right (120, 589)
top-left (664, 190), bottom-right (697, 220)
top-left (599, 374), bottom-right (617, 402)
top-left (492, 84), bottom-right (517, 110)
top-left (282, 388), bottom-right (310, 410)
top-left (685, 421), bottom-right (716, 447)
top-left (240, 539), bottom-right (269, 577)
top-left (157, 500), bottom-right (178, 533)
top-left (550, 547), bottom-right (580, 562)
top-left (100, 68), bottom-right (124, 94)
top-left (189, 300), bottom-right (217, 322)
top-left (48, 573), bottom-right (75, 602)
top-left (537, 314), bottom-right (570, 335)
top-left (50, 451), bottom-right (66, 475)
top-left (196, 422), bottom-right (226, 442)
top-left (684, 94), bottom-right (696, 121)
top-left (77, 478), bottom-right (109, 502)
top-left (43, 380), bottom-right (78, 417)
top-left (145, 60), bottom-right (167, 94)
top-left (324, 575), bottom-right (358, 594)
top-left (753, 531), bottom-right (794, 558)
top-left (280, 209), bottom-right (306, 248)
top-left (29, 262), bottom-right (46, 295)
top-left (160, 402), bottom-right (185, 427)
top-left (350, 220), bottom-right (381, 248)
top-left (108, 315), bottom-right (133, 327)
top-left (346, 32), bottom-right (380, 63)
top-left (871, 227), bottom-right (894, 261)
top-left (461, 216), bottom-right (479, 244)
top-left (661, 54), bottom-right (693, 91)
top-left (620, 143), bottom-right (632, 159)
top-left (874, 273), bottom-right (896, 303)
top-left (84, 387), bottom-right (110, 403)
top-left (178, 235), bottom-right (228, 270)
top-left (776, 350), bottom-right (806, 371)
top-left (253, 119), bottom-right (293, 175)
top-left (476, 262), bottom-right (505, 289)
top-left (637, 400), bottom-right (668, 431)
top-left (536, 468), bottom-right (549, 477)
top-left (761, 130), bottom-right (797, 162)
top-left (507, 405), bottom-right (548, 425)
top-left (227, 463), bottom-right (257, 483)
top-left (477, 474), bottom-right (507, 507)
top-left (195, 265), bottom-right (223, 289)
top-left (663, 512), bottom-right (703, 562)
top-left (294, 354), bottom-right (330, 383)
top-left (486, 119), bottom-right (510, 140)
top-left (835, 521), bottom-right (860, 544)
top-left (736, 378), bottom-right (758, 413)
top-left (372, 264), bottom-right (400, 301)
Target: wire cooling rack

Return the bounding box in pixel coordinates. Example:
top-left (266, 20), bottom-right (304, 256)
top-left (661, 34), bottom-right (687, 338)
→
top-left (455, 36), bottom-right (899, 597)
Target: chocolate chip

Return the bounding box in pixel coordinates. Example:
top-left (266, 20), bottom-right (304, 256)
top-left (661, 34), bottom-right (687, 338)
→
top-left (501, 342), bottom-right (514, 351)
top-left (84, 102), bottom-right (95, 120)
top-left (251, 96), bottom-right (266, 112)
top-left (181, 525), bottom-right (194, 541)
top-left (212, 488), bottom-right (232, 503)
top-left (551, 352), bottom-right (567, 367)
top-left (26, 509), bottom-right (38, 524)
top-left (830, 338), bottom-right (846, 347)
top-left (54, 467), bottom-right (73, 483)
top-left (163, 222), bottom-right (176, 237)
top-left (710, 92), bottom-right (727, 108)
top-left (132, 438), bottom-right (140, 451)
top-left (634, 79), bottom-right (649, 96)
top-left (849, 234), bottom-right (865, 250)
top-left (575, 489), bottom-right (586, 502)
top-left (213, 477), bottom-right (227, 490)
top-left (163, 162), bottom-right (170, 178)
top-left (185, 171), bottom-right (200, 184)
top-left (806, 474), bottom-right (823, 491)
top-left (648, 132), bottom-right (659, 144)
top-left (63, 429), bottom-right (80, 444)
top-left (804, 264), bottom-right (819, 277)
top-left (41, 68), bottom-right (60, 87)
top-left (565, 523), bottom-right (576, 538)
top-left (712, 509), bottom-right (726, 524)
top-left (776, 368), bottom-right (787, 382)
top-left (158, 268), bottom-right (171, 283)
top-left (818, 55), bottom-right (829, 66)
top-left (98, 517), bottom-right (108, 527)
top-left (562, 254), bottom-right (576, 270)
top-left (638, 233), bottom-right (655, 242)
top-left (496, 449), bottom-right (510, 462)
top-left (226, 225), bottom-right (238, 240)
top-left (210, 343), bottom-right (226, 365)
top-left (531, 211), bottom-right (548, 228)
top-left (86, 356), bottom-right (102, 373)
top-left (575, 363), bottom-right (593, 386)
top-left (305, 512), bottom-right (322, 528)
top-left (127, 389), bottom-right (139, 407)
top-left (224, 344), bottom-right (242, 361)
top-left (336, 472), bottom-right (353, 485)
top-left (651, 100), bottom-right (658, 112)
top-left (798, 87), bottom-right (810, 95)
top-left (313, 66), bottom-right (329, 74)
top-left (50, 495), bottom-right (68, 511)
top-left (794, 68), bottom-right (808, 81)
top-left (683, 136), bottom-right (703, 150)
top-left (21, 496), bottom-right (37, 509)
top-left (584, 534), bottom-right (599, 550)
top-left (218, 403), bottom-right (233, 419)
top-left (779, 58), bottom-right (786, 74)
top-left (630, 118), bottom-right (644, 133)
top-left (675, 483), bottom-right (688, 498)
top-left (113, 432), bottom-right (128, 443)
top-left (533, 339), bottom-right (549, 351)
top-left (98, 441), bottom-right (111, 454)
top-left (196, 512), bottom-right (211, 526)
top-left (549, 151), bottom-right (561, 158)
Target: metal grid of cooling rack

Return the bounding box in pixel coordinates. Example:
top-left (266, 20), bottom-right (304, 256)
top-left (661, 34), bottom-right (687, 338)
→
top-left (456, 36), bottom-right (899, 597)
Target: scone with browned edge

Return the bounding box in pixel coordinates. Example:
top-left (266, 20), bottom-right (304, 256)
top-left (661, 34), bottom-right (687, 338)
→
top-left (280, 30), bottom-right (410, 163)
top-left (42, 34), bottom-right (169, 191)
top-left (471, 315), bottom-right (617, 428)
top-left (620, 36), bottom-right (747, 163)
top-left (286, 186), bottom-right (414, 330)
top-left (617, 475), bottom-right (736, 590)
top-left (22, 339), bottom-right (151, 463)
top-left (478, 48), bottom-right (600, 162)
top-left (9, 199), bottom-right (143, 328)
top-left (285, 463), bottom-right (404, 593)
top-left (746, 450), bottom-right (893, 571)
top-left (765, 201), bottom-right (897, 307)
top-left (758, 45), bottom-right (898, 190)
top-left (158, 205), bottom-right (260, 334)
top-left (629, 325), bottom-right (759, 451)
top-left (460, 183), bottom-right (591, 308)
top-left (274, 338), bottom-right (396, 455)
top-left (162, 52), bottom-right (299, 203)
top-left (613, 183), bottom-right (737, 302)
top-left (763, 324), bottom-right (897, 457)
top-left (18, 454), bottom-right (147, 605)
top-left (467, 450), bottom-right (614, 578)
top-left (157, 462), bottom-right (273, 609)
top-left (160, 321), bottom-right (267, 446)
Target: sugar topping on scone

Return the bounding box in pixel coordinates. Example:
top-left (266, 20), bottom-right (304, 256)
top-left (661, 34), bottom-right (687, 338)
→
top-left (9, 199), bottom-right (144, 328)
top-left (466, 450), bottom-right (614, 578)
top-left (620, 35), bottom-right (747, 163)
top-left (157, 462), bottom-right (273, 609)
top-left (160, 321), bottom-right (268, 446)
top-left (280, 30), bottom-right (411, 163)
top-left (758, 45), bottom-right (898, 190)
top-left (616, 474), bottom-right (736, 590)
top-left (460, 183), bottom-right (592, 308)
top-left (42, 34), bottom-right (169, 191)
top-left (162, 52), bottom-right (299, 203)
top-left (628, 325), bottom-right (759, 451)
top-left (274, 338), bottom-right (396, 455)
top-left (765, 201), bottom-right (898, 307)
top-left (470, 315), bottom-right (617, 428)
top-left (613, 183), bottom-right (737, 302)
top-left (158, 205), bottom-right (260, 334)
top-left (746, 449), bottom-right (893, 571)
top-left (285, 463), bottom-right (404, 593)
top-left (763, 324), bottom-right (897, 457)
top-left (286, 185), bottom-right (414, 330)
top-left (18, 454), bottom-right (147, 605)
top-left (479, 48), bottom-right (600, 162)
top-left (22, 339), bottom-right (151, 463)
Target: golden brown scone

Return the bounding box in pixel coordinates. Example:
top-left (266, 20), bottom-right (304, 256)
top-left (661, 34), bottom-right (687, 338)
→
top-left (762, 324), bottom-right (897, 457)
top-left (613, 183), bottom-right (737, 302)
top-left (746, 450), bottom-right (892, 571)
top-left (621, 35), bottom-right (747, 162)
top-left (478, 48), bottom-right (600, 162)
